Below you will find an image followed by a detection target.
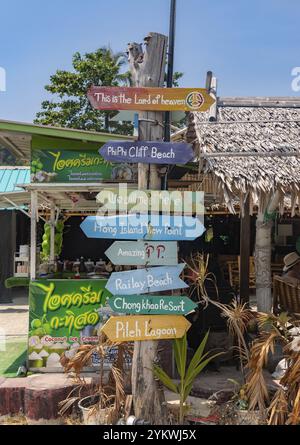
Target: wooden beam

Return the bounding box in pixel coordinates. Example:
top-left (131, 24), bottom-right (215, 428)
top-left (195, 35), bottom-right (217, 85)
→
top-left (239, 195), bottom-right (251, 303)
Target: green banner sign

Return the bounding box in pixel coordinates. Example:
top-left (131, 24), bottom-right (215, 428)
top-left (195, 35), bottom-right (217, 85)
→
top-left (28, 279), bottom-right (112, 370)
top-left (31, 136), bottom-right (137, 183)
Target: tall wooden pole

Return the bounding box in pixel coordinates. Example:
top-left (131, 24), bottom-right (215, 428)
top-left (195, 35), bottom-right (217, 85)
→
top-left (239, 195), bottom-right (250, 303)
top-left (128, 32), bottom-right (168, 424)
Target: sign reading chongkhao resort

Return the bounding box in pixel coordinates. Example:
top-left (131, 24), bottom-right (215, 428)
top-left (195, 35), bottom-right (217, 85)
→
top-left (30, 136), bottom-right (137, 183)
top-left (28, 279), bottom-right (111, 370)
top-left (88, 86), bottom-right (215, 112)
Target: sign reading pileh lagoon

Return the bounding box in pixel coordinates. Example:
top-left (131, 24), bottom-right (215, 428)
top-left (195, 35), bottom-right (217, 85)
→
top-left (28, 279), bottom-right (111, 370)
top-left (30, 136), bottom-right (137, 183)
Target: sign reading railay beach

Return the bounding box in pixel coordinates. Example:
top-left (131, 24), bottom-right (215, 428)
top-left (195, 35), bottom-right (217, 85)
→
top-left (80, 214), bottom-right (205, 241)
top-left (105, 264), bottom-right (188, 295)
top-left (88, 86), bottom-right (215, 112)
top-left (27, 279), bottom-right (111, 370)
top-left (99, 141), bottom-right (194, 165)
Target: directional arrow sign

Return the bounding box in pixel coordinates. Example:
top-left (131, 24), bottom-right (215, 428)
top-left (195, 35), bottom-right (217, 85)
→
top-left (88, 86), bottom-right (215, 112)
top-left (99, 141), bottom-right (194, 165)
top-left (80, 215), bottom-right (205, 241)
top-left (105, 241), bottom-right (178, 266)
top-left (108, 295), bottom-right (197, 315)
top-left (101, 315), bottom-right (191, 342)
top-left (105, 264), bottom-right (188, 295)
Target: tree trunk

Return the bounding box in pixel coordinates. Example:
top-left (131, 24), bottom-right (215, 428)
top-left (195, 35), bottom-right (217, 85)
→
top-left (128, 33), bottom-right (168, 424)
top-left (255, 192), bottom-right (280, 313)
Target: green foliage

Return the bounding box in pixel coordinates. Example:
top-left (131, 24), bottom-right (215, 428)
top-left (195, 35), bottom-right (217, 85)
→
top-left (35, 47), bottom-right (133, 135)
top-left (153, 332), bottom-right (223, 424)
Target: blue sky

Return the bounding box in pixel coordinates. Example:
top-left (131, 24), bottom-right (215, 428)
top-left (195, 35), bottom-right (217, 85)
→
top-left (0, 0), bottom-right (299, 123)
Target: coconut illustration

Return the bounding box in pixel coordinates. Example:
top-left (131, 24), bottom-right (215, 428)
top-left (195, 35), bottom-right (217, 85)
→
top-left (49, 342), bottom-right (67, 355)
top-left (46, 353), bottom-right (63, 368)
top-left (28, 336), bottom-right (41, 353)
top-left (28, 352), bottom-right (44, 369)
top-left (39, 349), bottom-right (49, 367)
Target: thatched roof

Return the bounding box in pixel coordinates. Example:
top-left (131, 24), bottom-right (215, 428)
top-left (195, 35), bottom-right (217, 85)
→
top-left (187, 100), bottom-right (300, 214)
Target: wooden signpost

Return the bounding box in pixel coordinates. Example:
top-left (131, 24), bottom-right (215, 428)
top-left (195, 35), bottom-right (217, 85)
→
top-left (99, 141), bottom-right (194, 165)
top-left (108, 295), bottom-right (197, 315)
top-left (101, 315), bottom-right (192, 342)
top-left (105, 241), bottom-right (178, 266)
top-left (96, 189), bottom-right (205, 215)
top-left (80, 214), bottom-right (205, 241)
top-left (88, 86), bottom-right (215, 112)
top-left (105, 264), bottom-right (188, 295)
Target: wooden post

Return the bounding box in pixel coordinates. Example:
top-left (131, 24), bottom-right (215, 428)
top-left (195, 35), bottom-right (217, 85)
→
top-left (128, 32), bottom-right (168, 424)
top-left (30, 191), bottom-right (37, 280)
top-left (255, 191), bottom-right (280, 313)
top-left (50, 203), bottom-right (55, 263)
top-left (239, 195), bottom-right (250, 303)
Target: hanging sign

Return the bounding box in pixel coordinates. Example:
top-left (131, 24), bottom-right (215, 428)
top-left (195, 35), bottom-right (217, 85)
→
top-left (101, 315), bottom-right (191, 342)
top-left (105, 264), bottom-right (188, 295)
top-left (80, 214), bottom-right (205, 241)
top-left (105, 241), bottom-right (178, 266)
top-left (108, 295), bottom-right (197, 315)
top-left (88, 86), bottom-right (215, 112)
top-left (99, 141), bottom-right (194, 165)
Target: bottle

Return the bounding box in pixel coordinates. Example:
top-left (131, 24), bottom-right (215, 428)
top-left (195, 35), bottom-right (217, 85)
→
top-left (79, 257), bottom-right (87, 274)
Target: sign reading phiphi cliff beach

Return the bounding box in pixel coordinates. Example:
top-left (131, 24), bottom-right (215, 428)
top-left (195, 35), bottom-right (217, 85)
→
top-left (88, 86), bottom-right (215, 112)
top-left (99, 141), bottom-right (194, 165)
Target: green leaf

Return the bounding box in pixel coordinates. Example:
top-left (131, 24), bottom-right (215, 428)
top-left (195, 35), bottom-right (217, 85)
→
top-left (183, 382), bottom-right (194, 403)
top-left (153, 365), bottom-right (178, 394)
top-left (174, 334), bottom-right (187, 379)
top-left (185, 331), bottom-right (210, 382)
top-left (185, 352), bottom-right (224, 388)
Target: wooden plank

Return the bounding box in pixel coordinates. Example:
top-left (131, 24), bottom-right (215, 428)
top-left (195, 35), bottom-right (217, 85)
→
top-left (80, 214), bottom-right (205, 241)
top-left (88, 86), bottom-right (215, 112)
top-left (99, 141), bottom-right (194, 165)
top-left (108, 295), bottom-right (197, 315)
top-left (105, 264), bottom-right (188, 295)
top-left (105, 241), bottom-right (178, 266)
top-left (96, 189), bottom-right (204, 215)
top-left (101, 315), bottom-right (191, 342)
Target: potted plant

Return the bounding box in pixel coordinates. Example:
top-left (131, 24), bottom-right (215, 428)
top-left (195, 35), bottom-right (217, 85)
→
top-left (59, 335), bottom-right (132, 425)
top-left (153, 331), bottom-right (223, 424)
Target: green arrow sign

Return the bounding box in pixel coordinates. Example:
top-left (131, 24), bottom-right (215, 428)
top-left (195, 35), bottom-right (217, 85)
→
top-left (108, 295), bottom-right (197, 315)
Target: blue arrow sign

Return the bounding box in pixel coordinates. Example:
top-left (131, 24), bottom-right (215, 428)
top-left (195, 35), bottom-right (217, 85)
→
top-left (99, 141), bottom-right (194, 165)
top-left (105, 264), bottom-right (188, 295)
top-left (80, 214), bottom-right (205, 241)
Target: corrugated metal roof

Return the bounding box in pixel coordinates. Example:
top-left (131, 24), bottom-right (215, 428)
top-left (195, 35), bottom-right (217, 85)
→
top-left (0, 167), bottom-right (30, 193)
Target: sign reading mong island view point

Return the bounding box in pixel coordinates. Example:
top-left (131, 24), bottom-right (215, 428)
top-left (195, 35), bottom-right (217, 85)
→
top-left (80, 214), bottom-right (205, 241)
top-left (88, 86), bottom-right (215, 112)
top-left (99, 141), bottom-right (194, 165)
